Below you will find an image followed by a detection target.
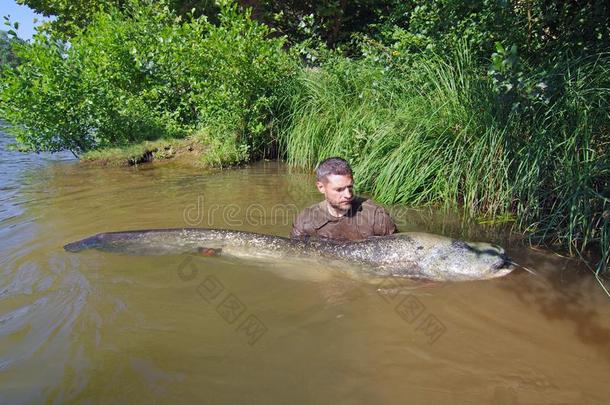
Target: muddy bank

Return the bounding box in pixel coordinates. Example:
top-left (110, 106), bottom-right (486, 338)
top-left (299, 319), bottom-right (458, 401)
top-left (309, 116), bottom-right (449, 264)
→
top-left (80, 138), bottom-right (207, 167)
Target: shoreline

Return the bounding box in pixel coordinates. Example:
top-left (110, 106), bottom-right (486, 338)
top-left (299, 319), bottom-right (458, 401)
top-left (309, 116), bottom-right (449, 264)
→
top-left (79, 137), bottom-right (208, 168)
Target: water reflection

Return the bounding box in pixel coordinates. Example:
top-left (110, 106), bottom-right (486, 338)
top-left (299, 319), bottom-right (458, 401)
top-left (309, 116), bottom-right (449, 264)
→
top-left (502, 264), bottom-right (610, 358)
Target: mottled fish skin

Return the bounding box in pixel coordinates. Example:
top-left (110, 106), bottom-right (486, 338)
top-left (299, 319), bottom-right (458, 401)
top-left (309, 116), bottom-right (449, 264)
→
top-left (64, 228), bottom-right (515, 282)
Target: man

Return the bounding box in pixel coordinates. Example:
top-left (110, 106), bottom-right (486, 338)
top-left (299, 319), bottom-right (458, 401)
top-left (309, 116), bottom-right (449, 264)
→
top-left (291, 157), bottom-right (397, 240)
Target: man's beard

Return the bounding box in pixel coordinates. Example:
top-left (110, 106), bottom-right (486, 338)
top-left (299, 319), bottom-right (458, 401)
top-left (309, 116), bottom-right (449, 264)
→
top-left (329, 200), bottom-right (352, 212)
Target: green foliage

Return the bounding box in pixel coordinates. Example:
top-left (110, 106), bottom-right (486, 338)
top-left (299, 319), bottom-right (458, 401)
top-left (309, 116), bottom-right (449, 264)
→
top-left (371, 0), bottom-right (610, 63)
top-left (507, 55), bottom-right (610, 271)
top-left (17, 0), bottom-right (219, 36)
top-left (186, 3), bottom-right (297, 163)
top-left (18, 0), bottom-right (610, 62)
top-left (0, 0), bottom-right (296, 158)
top-left (17, 0), bottom-right (114, 29)
top-left (380, 0), bottom-right (519, 57)
top-left (279, 46), bottom-right (610, 274)
top-left (0, 30), bottom-right (22, 67)
top-left (194, 127), bottom-right (249, 168)
top-left (244, 0), bottom-right (403, 50)
top-left (80, 138), bottom-right (190, 166)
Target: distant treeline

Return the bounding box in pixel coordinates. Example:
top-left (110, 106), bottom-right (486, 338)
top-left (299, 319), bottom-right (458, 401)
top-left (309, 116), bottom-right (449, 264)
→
top-left (16, 0), bottom-right (610, 59)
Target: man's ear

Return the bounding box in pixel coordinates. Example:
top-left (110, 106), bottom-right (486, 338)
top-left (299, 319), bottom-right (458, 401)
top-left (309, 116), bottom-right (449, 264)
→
top-left (316, 181), bottom-right (326, 194)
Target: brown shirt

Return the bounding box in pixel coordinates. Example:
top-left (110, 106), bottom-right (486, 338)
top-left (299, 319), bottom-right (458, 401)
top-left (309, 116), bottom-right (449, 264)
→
top-left (291, 196), bottom-right (397, 240)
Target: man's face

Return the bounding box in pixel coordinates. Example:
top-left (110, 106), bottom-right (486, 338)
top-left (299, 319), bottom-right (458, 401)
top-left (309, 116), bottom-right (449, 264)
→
top-left (316, 174), bottom-right (354, 212)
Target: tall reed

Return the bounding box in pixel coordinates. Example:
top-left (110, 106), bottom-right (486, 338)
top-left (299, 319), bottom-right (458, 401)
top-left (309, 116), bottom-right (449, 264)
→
top-left (278, 48), bottom-right (609, 274)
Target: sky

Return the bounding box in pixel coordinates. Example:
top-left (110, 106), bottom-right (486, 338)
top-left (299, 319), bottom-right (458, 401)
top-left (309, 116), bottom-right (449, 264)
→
top-left (1, 0), bottom-right (51, 40)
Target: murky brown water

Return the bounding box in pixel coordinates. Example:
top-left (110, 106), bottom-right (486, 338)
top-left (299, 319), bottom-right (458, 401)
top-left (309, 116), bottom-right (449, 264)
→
top-left (1, 130), bottom-right (609, 404)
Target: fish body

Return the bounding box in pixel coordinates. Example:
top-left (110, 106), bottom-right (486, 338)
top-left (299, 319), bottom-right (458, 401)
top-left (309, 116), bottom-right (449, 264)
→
top-left (64, 228), bottom-right (515, 281)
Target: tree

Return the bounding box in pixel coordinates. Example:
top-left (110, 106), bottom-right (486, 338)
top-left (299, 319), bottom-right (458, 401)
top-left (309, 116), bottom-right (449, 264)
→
top-left (17, 0), bottom-right (219, 35)
top-left (0, 30), bottom-right (23, 67)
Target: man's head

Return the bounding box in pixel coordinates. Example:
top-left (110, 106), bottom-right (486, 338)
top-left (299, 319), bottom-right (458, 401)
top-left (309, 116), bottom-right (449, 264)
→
top-left (315, 157), bottom-right (354, 214)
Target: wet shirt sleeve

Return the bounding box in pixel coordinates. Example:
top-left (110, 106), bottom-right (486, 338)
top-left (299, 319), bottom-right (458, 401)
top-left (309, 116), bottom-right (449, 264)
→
top-left (373, 206), bottom-right (397, 236)
top-left (291, 217), bottom-right (305, 238)
top-left (291, 211), bottom-right (309, 239)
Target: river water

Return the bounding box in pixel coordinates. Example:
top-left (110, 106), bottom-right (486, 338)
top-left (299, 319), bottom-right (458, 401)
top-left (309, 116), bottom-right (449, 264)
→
top-left (1, 130), bottom-right (609, 404)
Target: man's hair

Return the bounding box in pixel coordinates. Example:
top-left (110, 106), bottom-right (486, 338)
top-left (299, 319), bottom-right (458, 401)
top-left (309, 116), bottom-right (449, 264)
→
top-left (316, 157), bottom-right (352, 182)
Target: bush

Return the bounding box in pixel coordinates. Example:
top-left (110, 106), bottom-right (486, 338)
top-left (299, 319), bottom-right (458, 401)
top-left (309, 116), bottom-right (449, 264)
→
top-left (369, 0), bottom-right (610, 64)
top-left (0, 0), bottom-right (297, 160)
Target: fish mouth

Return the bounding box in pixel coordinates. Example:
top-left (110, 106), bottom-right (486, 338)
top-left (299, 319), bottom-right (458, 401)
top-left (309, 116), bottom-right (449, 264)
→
top-left (491, 254), bottom-right (516, 276)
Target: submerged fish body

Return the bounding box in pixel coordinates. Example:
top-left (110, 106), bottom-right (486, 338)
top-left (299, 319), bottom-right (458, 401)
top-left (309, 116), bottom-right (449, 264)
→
top-left (64, 228), bottom-right (515, 281)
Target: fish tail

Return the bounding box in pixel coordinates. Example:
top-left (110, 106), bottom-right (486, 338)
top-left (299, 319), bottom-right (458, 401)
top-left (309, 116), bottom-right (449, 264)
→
top-left (64, 235), bottom-right (100, 252)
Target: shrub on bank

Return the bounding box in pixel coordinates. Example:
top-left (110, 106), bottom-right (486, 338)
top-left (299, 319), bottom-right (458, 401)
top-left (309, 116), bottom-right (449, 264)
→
top-left (0, 0), bottom-right (296, 160)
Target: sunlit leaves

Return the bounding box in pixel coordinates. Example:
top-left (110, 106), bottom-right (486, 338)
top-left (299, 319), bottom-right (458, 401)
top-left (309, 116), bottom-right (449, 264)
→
top-left (0, 0), bottom-right (296, 156)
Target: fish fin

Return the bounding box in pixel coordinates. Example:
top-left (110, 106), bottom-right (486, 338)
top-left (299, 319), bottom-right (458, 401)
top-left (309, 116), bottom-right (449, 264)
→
top-left (198, 247), bottom-right (222, 257)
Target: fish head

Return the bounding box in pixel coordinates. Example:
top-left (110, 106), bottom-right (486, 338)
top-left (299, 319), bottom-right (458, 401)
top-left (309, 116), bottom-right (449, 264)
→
top-left (416, 239), bottom-right (515, 281)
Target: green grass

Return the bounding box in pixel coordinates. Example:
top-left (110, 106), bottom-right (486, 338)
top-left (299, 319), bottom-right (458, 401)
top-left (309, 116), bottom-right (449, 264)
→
top-left (278, 48), bottom-right (610, 275)
top-left (81, 137), bottom-right (194, 166)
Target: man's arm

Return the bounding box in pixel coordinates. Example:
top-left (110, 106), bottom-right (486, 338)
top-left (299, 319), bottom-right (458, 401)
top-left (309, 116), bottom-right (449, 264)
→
top-left (290, 212), bottom-right (308, 239)
top-left (373, 206), bottom-right (397, 236)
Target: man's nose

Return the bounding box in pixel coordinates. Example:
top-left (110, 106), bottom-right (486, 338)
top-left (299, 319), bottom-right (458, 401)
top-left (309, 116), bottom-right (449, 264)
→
top-left (343, 188), bottom-right (352, 198)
